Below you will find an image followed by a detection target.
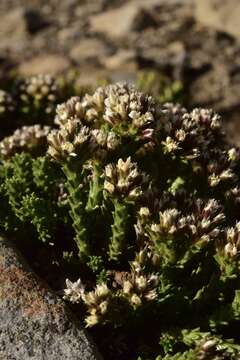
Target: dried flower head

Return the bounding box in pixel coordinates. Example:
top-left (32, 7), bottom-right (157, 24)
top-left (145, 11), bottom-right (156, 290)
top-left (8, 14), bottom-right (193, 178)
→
top-left (104, 157), bottom-right (147, 200)
top-left (0, 89), bottom-right (15, 115)
top-left (189, 199), bottom-right (225, 242)
top-left (0, 125), bottom-right (51, 159)
top-left (103, 83), bottom-right (156, 136)
top-left (55, 96), bottom-right (85, 126)
top-left (16, 74), bottom-right (60, 116)
top-left (64, 278), bottom-right (85, 303)
top-left (150, 208), bottom-right (184, 240)
top-left (47, 121), bottom-right (94, 162)
top-left (195, 338), bottom-right (231, 360)
top-left (120, 269), bottom-right (158, 307)
top-left (82, 283), bottom-right (112, 327)
top-left (54, 83), bottom-right (157, 140)
top-left (223, 222), bottom-right (240, 258)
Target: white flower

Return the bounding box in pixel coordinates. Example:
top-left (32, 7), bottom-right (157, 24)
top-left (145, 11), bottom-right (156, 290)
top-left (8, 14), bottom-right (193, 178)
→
top-left (162, 137), bottom-right (179, 152)
top-left (105, 164), bottom-right (115, 179)
top-left (228, 148), bottom-right (238, 161)
top-left (123, 280), bottom-right (133, 294)
top-left (139, 207), bottom-right (150, 217)
top-left (130, 294), bottom-right (142, 306)
top-left (135, 275), bottom-right (147, 290)
top-left (64, 278), bottom-right (85, 303)
top-left (104, 180), bottom-right (115, 194)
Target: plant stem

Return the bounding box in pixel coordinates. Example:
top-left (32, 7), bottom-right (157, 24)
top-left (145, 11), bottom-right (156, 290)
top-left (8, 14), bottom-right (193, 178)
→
top-left (63, 162), bottom-right (89, 261)
top-left (86, 162), bottom-right (103, 211)
top-left (109, 198), bottom-right (130, 261)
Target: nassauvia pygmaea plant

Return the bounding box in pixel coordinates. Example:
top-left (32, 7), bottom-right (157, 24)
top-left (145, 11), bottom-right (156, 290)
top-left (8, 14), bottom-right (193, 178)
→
top-left (1, 81), bottom-right (240, 359)
top-left (15, 74), bottom-right (61, 123)
top-left (0, 124), bottom-right (51, 159)
top-left (49, 83), bottom-right (240, 358)
top-left (47, 83), bottom-right (157, 261)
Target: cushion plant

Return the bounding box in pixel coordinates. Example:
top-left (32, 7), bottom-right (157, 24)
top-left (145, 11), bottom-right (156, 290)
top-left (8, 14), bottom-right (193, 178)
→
top-left (1, 80), bottom-right (240, 359)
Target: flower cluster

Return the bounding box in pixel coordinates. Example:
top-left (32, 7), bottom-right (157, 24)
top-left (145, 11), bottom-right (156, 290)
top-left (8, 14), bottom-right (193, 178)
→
top-left (0, 124), bottom-right (51, 159)
top-left (51, 82), bottom-right (157, 142)
top-left (116, 250), bottom-right (159, 307)
top-left (48, 120), bottom-right (93, 162)
top-left (91, 129), bottom-right (120, 160)
top-left (159, 104), bottom-right (240, 190)
top-left (136, 198), bottom-right (225, 251)
top-left (64, 249), bottom-right (159, 327)
top-left (160, 106), bottom-right (222, 154)
top-left (81, 283), bottom-right (112, 327)
top-left (0, 73), bottom-right (75, 140)
top-left (64, 279), bottom-right (113, 327)
top-left (64, 278), bottom-right (85, 303)
top-left (103, 83), bottom-right (155, 135)
top-left (104, 157), bottom-right (147, 201)
top-left (222, 222), bottom-right (240, 258)
top-left (54, 96), bottom-right (85, 126)
top-left (195, 338), bottom-right (237, 360)
top-left (0, 90), bottom-right (15, 115)
top-left (16, 74), bottom-right (60, 118)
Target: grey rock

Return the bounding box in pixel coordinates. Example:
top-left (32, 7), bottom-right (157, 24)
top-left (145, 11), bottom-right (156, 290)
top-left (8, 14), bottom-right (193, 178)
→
top-left (195, 0), bottom-right (240, 39)
top-left (89, 0), bottom-right (160, 39)
top-left (103, 49), bottom-right (137, 71)
top-left (0, 8), bottom-right (26, 38)
top-left (185, 30), bottom-right (240, 113)
top-left (70, 38), bottom-right (113, 65)
top-left (18, 54), bottom-right (72, 76)
top-left (58, 23), bottom-right (83, 46)
top-left (0, 237), bottom-right (102, 360)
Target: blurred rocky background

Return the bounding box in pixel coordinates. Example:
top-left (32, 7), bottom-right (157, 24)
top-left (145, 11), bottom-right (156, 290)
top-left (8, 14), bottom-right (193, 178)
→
top-left (1, 0), bottom-right (240, 142)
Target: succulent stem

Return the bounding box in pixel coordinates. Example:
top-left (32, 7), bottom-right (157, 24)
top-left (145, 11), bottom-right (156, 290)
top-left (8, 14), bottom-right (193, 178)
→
top-left (109, 198), bottom-right (130, 261)
top-left (63, 162), bottom-right (89, 261)
top-left (86, 162), bottom-right (103, 211)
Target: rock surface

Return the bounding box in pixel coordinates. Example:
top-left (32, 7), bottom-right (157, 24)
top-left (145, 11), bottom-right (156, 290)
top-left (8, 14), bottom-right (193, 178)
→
top-left (89, 1), bottom-right (158, 39)
top-left (70, 38), bottom-right (113, 65)
top-left (18, 54), bottom-right (72, 76)
top-left (195, 0), bottom-right (240, 39)
top-left (103, 49), bottom-right (137, 71)
top-left (0, 7), bottom-right (27, 38)
top-left (0, 237), bottom-right (102, 360)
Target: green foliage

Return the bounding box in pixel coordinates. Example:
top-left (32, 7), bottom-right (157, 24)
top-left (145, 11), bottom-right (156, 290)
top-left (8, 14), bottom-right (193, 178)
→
top-left (19, 193), bottom-right (52, 242)
top-left (109, 199), bottom-right (131, 261)
top-left (0, 152), bottom-right (64, 244)
top-left (62, 162), bottom-right (89, 260)
top-left (136, 70), bottom-right (184, 104)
